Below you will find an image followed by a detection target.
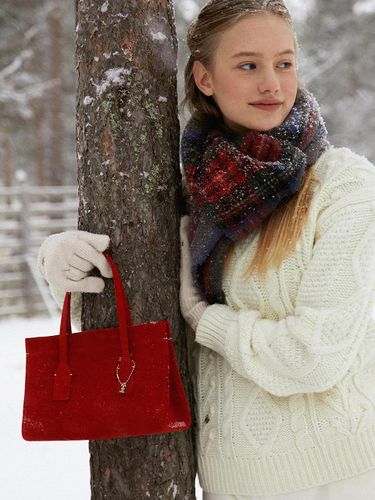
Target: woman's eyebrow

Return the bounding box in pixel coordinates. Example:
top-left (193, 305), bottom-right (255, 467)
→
top-left (231, 49), bottom-right (295, 58)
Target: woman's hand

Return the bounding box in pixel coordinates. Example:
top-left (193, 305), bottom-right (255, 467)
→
top-left (179, 215), bottom-right (208, 331)
top-left (37, 230), bottom-right (113, 293)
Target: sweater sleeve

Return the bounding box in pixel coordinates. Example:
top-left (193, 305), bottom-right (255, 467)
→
top-left (195, 181), bottom-right (375, 397)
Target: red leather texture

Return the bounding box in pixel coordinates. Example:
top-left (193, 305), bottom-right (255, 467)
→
top-left (22, 253), bottom-right (191, 441)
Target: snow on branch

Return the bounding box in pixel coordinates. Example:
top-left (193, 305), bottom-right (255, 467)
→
top-left (0, 50), bottom-right (58, 119)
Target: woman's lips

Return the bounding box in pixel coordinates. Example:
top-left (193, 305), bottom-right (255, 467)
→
top-left (250, 102), bottom-right (282, 111)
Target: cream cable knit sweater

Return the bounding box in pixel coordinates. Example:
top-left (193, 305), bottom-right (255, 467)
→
top-left (49, 146), bottom-right (375, 497)
top-left (193, 147), bottom-right (375, 496)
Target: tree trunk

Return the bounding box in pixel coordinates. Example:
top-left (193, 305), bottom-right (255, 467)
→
top-left (75, 1), bottom-right (196, 499)
top-left (32, 99), bottom-right (46, 186)
top-left (1, 127), bottom-right (13, 188)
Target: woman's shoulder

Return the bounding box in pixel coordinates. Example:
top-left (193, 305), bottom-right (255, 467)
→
top-left (311, 146), bottom-right (375, 204)
top-left (313, 146), bottom-right (375, 186)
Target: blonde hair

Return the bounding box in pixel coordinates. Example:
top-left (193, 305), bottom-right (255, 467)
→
top-left (225, 167), bottom-right (320, 280)
top-left (183, 0), bottom-right (319, 280)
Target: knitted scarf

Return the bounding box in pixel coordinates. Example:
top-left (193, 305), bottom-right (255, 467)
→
top-left (181, 87), bottom-right (330, 304)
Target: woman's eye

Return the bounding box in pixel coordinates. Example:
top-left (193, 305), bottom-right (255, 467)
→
top-left (240, 63), bottom-right (256, 71)
top-left (278, 61), bottom-right (293, 69)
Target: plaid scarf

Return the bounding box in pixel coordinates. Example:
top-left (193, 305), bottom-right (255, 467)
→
top-left (181, 87), bottom-right (330, 304)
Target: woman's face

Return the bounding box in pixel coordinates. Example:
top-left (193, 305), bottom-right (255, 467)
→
top-left (193, 13), bottom-right (298, 133)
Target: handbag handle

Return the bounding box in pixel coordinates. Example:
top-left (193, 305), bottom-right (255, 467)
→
top-left (53, 252), bottom-right (135, 400)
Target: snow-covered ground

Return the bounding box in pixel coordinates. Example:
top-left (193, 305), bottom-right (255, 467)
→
top-left (0, 315), bottom-right (202, 500)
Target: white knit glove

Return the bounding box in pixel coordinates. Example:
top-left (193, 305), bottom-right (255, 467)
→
top-left (37, 230), bottom-right (113, 293)
top-left (179, 215), bottom-right (208, 331)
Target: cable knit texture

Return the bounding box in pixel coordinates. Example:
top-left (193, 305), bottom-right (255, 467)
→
top-left (193, 146), bottom-right (375, 496)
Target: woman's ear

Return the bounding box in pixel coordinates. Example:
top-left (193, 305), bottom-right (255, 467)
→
top-left (192, 60), bottom-right (214, 96)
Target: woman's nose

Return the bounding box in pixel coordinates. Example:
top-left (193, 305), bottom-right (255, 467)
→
top-left (258, 69), bottom-right (280, 94)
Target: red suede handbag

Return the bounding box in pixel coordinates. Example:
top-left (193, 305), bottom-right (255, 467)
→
top-left (22, 252), bottom-right (191, 441)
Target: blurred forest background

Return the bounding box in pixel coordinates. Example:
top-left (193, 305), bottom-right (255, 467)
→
top-left (1, 0), bottom-right (375, 188)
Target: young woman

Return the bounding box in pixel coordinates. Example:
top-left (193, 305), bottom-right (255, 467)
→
top-left (38, 1), bottom-right (375, 498)
top-left (178, 1), bottom-right (375, 498)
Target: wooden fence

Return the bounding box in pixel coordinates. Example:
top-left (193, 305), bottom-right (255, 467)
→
top-left (0, 182), bottom-right (78, 318)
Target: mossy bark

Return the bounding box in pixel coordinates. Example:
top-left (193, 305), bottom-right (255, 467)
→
top-left (75, 1), bottom-right (196, 498)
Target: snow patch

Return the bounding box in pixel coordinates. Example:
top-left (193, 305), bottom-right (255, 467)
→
top-left (94, 67), bottom-right (132, 97)
top-left (158, 96), bottom-right (168, 103)
top-left (15, 169), bottom-right (27, 182)
top-left (284, 0), bottom-right (315, 22)
top-left (168, 480), bottom-right (178, 499)
top-left (178, 0), bottom-right (200, 22)
top-left (83, 96), bottom-right (94, 106)
top-left (151, 31), bottom-right (167, 42)
top-left (100, 0), bottom-right (109, 13)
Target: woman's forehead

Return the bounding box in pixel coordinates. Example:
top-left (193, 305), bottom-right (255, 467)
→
top-left (214, 14), bottom-right (295, 56)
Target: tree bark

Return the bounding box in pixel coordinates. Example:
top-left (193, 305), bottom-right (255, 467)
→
top-left (75, 1), bottom-right (196, 499)
top-left (32, 99), bottom-right (46, 186)
top-left (1, 127), bottom-right (13, 188)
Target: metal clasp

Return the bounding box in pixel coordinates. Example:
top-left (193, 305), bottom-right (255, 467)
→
top-left (116, 357), bottom-right (136, 394)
